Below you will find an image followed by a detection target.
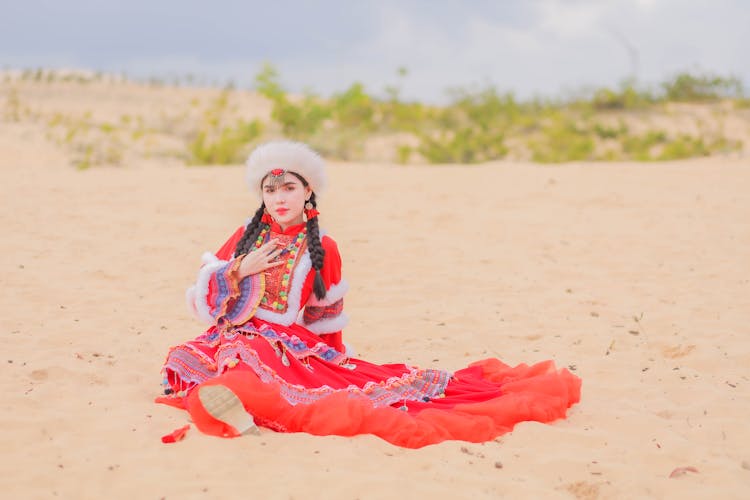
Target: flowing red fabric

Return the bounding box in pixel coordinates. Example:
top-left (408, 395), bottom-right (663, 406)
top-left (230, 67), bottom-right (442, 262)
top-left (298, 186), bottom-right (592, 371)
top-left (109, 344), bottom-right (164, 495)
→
top-left (157, 319), bottom-right (581, 448)
top-left (160, 424), bottom-right (191, 443)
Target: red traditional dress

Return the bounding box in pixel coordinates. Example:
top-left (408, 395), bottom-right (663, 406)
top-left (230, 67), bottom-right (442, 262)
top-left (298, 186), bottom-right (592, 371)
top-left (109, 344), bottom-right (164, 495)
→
top-left (157, 222), bottom-right (581, 448)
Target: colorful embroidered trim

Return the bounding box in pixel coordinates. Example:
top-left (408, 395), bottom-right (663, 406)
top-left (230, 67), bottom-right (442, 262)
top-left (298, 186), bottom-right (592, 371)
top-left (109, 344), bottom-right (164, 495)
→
top-left (162, 326), bottom-right (452, 408)
top-left (162, 342), bottom-right (220, 396)
top-left (230, 323), bottom-right (347, 365)
top-left (217, 338), bottom-right (452, 408)
top-left (191, 254), bottom-right (229, 324)
top-left (206, 258), bottom-right (265, 325)
top-left (303, 298), bottom-right (344, 324)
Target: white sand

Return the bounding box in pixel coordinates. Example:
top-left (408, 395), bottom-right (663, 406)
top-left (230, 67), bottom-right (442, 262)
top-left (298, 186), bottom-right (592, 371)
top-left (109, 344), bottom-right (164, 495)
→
top-left (2, 128), bottom-right (750, 498)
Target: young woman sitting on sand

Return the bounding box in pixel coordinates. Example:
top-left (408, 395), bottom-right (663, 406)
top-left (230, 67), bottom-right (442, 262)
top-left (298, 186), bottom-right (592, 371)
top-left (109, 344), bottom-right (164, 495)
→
top-left (157, 140), bottom-right (581, 448)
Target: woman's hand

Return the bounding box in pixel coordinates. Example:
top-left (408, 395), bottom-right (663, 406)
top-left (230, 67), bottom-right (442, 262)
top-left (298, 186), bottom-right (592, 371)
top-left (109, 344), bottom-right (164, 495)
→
top-left (237, 239), bottom-right (286, 278)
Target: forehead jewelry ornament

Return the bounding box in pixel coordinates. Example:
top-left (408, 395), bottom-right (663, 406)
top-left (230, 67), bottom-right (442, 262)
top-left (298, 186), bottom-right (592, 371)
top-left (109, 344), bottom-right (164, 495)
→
top-left (268, 168), bottom-right (286, 190)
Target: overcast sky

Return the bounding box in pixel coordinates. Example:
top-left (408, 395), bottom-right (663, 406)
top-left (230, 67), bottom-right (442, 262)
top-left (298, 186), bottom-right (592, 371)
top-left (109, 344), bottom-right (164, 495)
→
top-left (2, 0), bottom-right (748, 102)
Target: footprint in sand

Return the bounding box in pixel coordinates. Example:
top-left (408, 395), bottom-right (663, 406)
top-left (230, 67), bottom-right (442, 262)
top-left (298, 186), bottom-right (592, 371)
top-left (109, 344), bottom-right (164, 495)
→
top-left (655, 410), bottom-right (677, 420)
top-left (662, 344), bottom-right (696, 359)
top-left (564, 480), bottom-right (601, 500)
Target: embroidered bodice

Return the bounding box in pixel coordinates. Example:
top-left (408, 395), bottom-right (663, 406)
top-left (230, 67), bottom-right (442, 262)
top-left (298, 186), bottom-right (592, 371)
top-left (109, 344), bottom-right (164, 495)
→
top-left (255, 222), bottom-right (309, 315)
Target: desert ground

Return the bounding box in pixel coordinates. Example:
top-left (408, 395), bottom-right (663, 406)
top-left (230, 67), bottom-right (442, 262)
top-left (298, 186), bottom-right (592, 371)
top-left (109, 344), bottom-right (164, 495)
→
top-left (2, 82), bottom-right (750, 499)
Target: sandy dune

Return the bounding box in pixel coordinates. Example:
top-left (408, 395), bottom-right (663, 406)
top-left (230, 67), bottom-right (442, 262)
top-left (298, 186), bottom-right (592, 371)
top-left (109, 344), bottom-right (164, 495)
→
top-left (2, 141), bottom-right (749, 498)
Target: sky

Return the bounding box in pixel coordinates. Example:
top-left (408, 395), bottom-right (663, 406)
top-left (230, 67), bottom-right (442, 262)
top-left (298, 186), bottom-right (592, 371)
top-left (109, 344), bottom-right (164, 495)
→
top-left (2, 0), bottom-right (748, 102)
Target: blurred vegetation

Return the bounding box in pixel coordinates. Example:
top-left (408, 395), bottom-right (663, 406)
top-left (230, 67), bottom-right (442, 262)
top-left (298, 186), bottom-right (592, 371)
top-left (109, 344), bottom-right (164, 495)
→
top-left (662, 72), bottom-right (743, 101)
top-left (590, 81), bottom-right (655, 110)
top-left (187, 88), bottom-right (264, 164)
top-left (528, 114), bottom-right (595, 163)
top-left (254, 64), bottom-right (330, 140)
top-left (2, 67), bottom-right (747, 167)
top-left (248, 66), bottom-right (746, 164)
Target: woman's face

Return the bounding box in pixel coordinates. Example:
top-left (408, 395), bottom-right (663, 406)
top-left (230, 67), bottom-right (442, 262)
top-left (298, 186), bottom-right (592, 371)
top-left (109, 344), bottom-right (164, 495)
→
top-left (261, 171), bottom-right (312, 228)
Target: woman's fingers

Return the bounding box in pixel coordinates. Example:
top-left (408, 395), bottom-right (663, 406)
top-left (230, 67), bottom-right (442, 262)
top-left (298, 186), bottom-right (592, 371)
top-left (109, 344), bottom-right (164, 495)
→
top-left (266, 247), bottom-right (284, 259)
top-left (257, 238), bottom-right (280, 253)
top-left (263, 260), bottom-right (287, 269)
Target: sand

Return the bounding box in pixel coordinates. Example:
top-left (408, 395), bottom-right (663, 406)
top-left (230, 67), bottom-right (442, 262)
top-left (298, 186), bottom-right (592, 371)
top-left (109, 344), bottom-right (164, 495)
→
top-left (2, 134), bottom-right (750, 498)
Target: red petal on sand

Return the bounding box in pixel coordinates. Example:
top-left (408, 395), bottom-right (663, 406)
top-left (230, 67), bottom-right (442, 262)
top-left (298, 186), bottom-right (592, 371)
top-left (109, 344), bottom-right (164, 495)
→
top-left (669, 466), bottom-right (699, 478)
top-left (161, 424), bottom-right (190, 444)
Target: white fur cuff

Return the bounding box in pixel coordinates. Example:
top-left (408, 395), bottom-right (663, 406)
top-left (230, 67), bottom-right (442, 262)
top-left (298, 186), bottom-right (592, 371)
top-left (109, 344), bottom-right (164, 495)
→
top-left (306, 279), bottom-right (349, 306)
top-left (300, 313), bottom-right (349, 335)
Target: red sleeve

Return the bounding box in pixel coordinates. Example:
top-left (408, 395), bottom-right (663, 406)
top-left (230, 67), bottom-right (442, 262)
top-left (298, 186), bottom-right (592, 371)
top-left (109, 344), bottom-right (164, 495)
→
top-left (300, 235), bottom-right (343, 305)
top-left (299, 235), bottom-right (348, 352)
top-left (319, 235), bottom-right (343, 289)
top-left (215, 226), bottom-right (246, 260)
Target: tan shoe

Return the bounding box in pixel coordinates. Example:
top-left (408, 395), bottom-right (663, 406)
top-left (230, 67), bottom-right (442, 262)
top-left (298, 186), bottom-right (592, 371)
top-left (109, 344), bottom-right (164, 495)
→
top-left (197, 384), bottom-right (261, 436)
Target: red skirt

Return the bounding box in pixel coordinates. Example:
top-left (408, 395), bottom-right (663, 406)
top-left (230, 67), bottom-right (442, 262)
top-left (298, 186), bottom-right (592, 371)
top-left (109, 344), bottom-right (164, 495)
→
top-left (156, 319), bottom-right (581, 448)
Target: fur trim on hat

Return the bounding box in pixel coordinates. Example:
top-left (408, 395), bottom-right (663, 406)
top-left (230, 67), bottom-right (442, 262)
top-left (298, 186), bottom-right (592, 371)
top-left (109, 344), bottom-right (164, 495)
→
top-left (245, 141), bottom-right (327, 197)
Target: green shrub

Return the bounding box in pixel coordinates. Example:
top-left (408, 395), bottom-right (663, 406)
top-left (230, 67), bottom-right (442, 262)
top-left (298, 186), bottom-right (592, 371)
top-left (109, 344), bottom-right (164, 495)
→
top-left (661, 71), bottom-right (743, 101)
top-left (254, 63), bottom-right (285, 101)
top-left (529, 116), bottom-right (594, 163)
top-left (621, 130), bottom-right (667, 160)
top-left (274, 95), bottom-right (330, 139)
top-left (593, 120), bottom-right (628, 139)
top-left (449, 87), bottom-right (521, 130)
top-left (656, 135), bottom-right (740, 160)
top-left (396, 145), bottom-right (412, 164)
top-left (100, 122), bottom-right (116, 134)
top-left (331, 82), bottom-right (375, 130)
top-left (188, 119), bottom-right (263, 165)
top-left (381, 100), bottom-right (430, 132)
top-left (657, 135), bottom-right (708, 160)
top-left (418, 127), bottom-right (508, 163)
top-left (254, 63), bottom-right (330, 139)
top-left (591, 82), bottom-right (654, 110)
top-left (75, 145), bottom-right (94, 170)
top-left (4, 87), bottom-right (21, 121)
top-left (414, 86), bottom-right (518, 163)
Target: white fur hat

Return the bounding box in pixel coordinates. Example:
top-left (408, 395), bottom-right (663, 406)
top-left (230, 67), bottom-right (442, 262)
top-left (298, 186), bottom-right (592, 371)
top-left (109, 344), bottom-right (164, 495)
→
top-left (245, 140), bottom-right (327, 197)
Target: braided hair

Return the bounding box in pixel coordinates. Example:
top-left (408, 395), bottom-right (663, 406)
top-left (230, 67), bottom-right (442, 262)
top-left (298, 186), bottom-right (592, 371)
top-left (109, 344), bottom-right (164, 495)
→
top-left (305, 192), bottom-right (326, 300)
top-left (234, 172), bottom-right (327, 300)
top-left (233, 203), bottom-right (268, 258)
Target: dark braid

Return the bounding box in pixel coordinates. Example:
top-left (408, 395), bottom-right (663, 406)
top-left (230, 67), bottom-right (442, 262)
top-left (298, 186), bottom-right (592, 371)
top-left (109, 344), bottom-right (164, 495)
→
top-left (234, 203), bottom-right (269, 258)
top-left (305, 193), bottom-right (327, 300)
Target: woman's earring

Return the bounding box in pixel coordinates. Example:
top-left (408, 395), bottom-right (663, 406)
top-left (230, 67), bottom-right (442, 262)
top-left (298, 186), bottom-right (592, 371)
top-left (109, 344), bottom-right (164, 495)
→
top-left (302, 201), bottom-right (313, 223)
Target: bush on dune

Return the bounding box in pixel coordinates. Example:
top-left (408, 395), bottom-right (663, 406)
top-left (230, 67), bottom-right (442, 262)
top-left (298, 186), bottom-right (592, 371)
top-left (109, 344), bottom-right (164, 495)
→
top-left (661, 72), bottom-right (743, 101)
top-left (17, 67), bottom-right (746, 167)
top-left (188, 119), bottom-right (263, 165)
top-left (248, 66), bottom-right (745, 164)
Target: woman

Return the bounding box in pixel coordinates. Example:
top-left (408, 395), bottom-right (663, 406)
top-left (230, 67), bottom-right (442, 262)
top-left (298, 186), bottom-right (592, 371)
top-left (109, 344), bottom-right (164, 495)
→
top-left (157, 140), bottom-right (581, 448)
